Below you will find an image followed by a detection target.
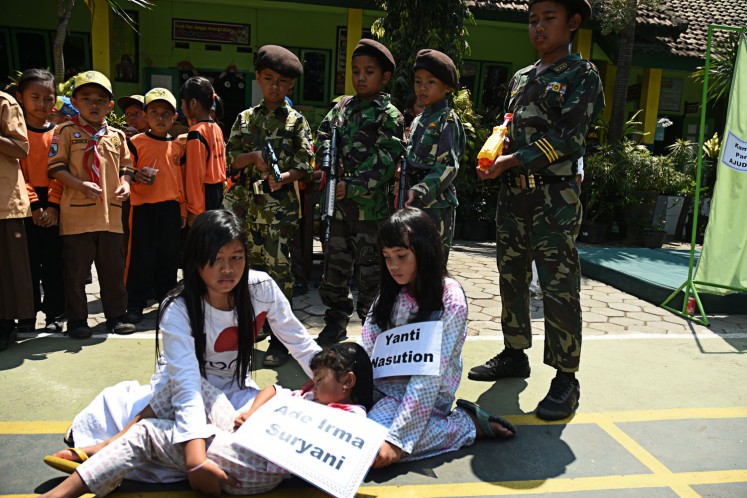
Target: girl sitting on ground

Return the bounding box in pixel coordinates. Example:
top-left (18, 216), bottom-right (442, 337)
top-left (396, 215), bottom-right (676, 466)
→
top-left (363, 207), bottom-right (516, 469)
top-left (44, 210), bottom-right (321, 483)
top-left (40, 342), bottom-right (374, 497)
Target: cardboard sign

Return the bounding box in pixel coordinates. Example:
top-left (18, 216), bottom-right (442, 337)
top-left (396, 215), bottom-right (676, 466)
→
top-left (722, 131), bottom-right (747, 173)
top-left (234, 395), bottom-right (387, 498)
top-left (369, 321), bottom-right (442, 379)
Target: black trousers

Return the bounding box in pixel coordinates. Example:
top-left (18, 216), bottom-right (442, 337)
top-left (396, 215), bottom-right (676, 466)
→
top-left (205, 182), bottom-right (224, 211)
top-left (25, 187), bottom-right (65, 321)
top-left (178, 183), bottom-right (224, 269)
top-left (126, 201), bottom-right (181, 309)
top-left (25, 219), bottom-right (64, 321)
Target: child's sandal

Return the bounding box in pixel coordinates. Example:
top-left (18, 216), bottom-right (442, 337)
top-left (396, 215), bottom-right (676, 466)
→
top-left (43, 447), bottom-right (88, 474)
top-left (456, 399), bottom-right (516, 438)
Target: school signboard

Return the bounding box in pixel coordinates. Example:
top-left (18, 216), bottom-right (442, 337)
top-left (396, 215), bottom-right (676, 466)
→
top-left (234, 395), bottom-right (387, 498)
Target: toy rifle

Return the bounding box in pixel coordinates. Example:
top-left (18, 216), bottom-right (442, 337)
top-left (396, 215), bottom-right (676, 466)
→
top-left (264, 141), bottom-right (282, 182)
top-left (253, 141), bottom-right (283, 194)
top-left (397, 156), bottom-right (409, 209)
top-left (320, 127), bottom-right (339, 244)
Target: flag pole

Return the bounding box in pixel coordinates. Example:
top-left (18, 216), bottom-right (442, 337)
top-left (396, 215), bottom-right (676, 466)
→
top-left (661, 24), bottom-right (747, 325)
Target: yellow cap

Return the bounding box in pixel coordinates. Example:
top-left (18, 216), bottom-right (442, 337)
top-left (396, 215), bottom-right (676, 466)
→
top-left (117, 95), bottom-right (144, 112)
top-left (72, 71), bottom-right (113, 97)
top-left (144, 88), bottom-right (177, 112)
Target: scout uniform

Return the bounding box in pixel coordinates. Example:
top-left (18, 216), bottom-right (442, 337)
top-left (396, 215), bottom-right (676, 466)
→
top-left (21, 121), bottom-right (64, 325)
top-left (116, 94), bottom-right (146, 256)
top-left (0, 91), bottom-right (34, 348)
top-left (483, 0), bottom-right (604, 384)
top-left (48, 71), bottom-right (134, 333)
top-left (315, 39), bottom-right (405, 343)
top-left (125, 88), bottom-right (186, 316)
top-left (406, 50), bottom-right (465, 261)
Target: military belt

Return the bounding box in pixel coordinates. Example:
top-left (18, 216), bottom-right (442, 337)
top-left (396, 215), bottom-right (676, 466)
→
top-left (502, 171), bottom-right (574, 189)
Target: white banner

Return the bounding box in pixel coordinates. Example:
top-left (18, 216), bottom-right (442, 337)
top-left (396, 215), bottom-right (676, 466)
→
top-left (721, 130), bottom-right (747, 173)
top-left (234, 395), bottom-right (387, 498)
top-left (369, 321), bottom-right (442, 379)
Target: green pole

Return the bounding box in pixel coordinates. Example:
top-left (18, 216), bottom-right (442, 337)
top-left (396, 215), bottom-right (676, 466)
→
top-left (661, 24), bottom-right (747, 325)
top-left (685, 25), bottom-right (712, 291)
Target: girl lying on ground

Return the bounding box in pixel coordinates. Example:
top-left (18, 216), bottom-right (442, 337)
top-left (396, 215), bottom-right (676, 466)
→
top-left (44, 210), bottom-right (321, 483)
top-left (40, 342), bottom-right (374, 497)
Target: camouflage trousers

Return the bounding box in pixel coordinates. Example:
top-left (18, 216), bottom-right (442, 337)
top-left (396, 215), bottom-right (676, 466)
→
top-left (246, 222), bottom-right (295, 301)
top-left (319, 219), bottom-right (382, 333)
top-left (419, 205), bottom-right (455, 263)
top-left (496, 181), bottom-right (583, 372)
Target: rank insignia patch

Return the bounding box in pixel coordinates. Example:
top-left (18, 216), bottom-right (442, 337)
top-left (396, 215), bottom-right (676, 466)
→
top-left (546, 82), bottom-right (567, 95)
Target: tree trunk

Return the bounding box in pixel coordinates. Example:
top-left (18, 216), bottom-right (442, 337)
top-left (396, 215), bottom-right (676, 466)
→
top-left (54, 0), bottom-right (76, 83)
top-left (607, 13), bottom-right (636, 145)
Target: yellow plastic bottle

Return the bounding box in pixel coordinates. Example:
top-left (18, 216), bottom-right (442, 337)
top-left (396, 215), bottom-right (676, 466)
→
top-left (477, 113), bottom-right (513, 171)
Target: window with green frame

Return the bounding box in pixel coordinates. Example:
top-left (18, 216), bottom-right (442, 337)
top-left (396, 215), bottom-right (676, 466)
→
top-left (287, 47), bottom-right (331, 107)
top-left (462, 59), bottom-right (511, 119)
top-left (0, 27), bottom-right (90, 84)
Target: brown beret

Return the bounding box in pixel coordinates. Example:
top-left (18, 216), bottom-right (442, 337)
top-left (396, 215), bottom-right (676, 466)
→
top-left (413, 49), bottom-right (458, 89)
top-left (352, 38), bottom-right (395, 73)
top-left (255, 45), bottom-right (303, 78)
top-left (528, 0), bottom-right (592, 22)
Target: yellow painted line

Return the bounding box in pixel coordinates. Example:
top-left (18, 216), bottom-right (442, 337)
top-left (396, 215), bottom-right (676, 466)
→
top-left (5, 471), bottom-right (745, 498)
top-left (0, 421), bottom-right (71, 434)
top-left (360, 470), bottom-right (747, 497)
top-left (487, 406), bottom-right (747, 427)
top-left (597, 417), bottom-right (698, 497)
top-left (2, 406), bottom-right (746, 434)
top-left (602, 406), bottom-right (747, 423)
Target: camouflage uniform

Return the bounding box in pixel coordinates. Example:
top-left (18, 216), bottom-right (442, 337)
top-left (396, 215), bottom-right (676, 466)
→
top-left (315, 94), bottom-right (404, 335)
top-left (224, 99), bottom-right (313, 300)
top-left (405, 99), bottom-right (465, 261)
top-left (497, 53), bottom-right (604, 372)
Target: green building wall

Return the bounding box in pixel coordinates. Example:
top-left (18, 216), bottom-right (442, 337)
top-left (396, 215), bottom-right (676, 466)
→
top-left (1, 0), bottom-right (706, 145)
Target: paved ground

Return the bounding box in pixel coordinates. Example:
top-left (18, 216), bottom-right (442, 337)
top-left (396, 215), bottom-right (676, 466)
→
top-left (1, 240), bottom-right (745, 497)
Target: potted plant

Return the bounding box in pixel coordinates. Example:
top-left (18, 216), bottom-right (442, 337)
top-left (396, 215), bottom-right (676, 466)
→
top-left (642, 205), bottom-right (667, 248)
top-left (580, 144), bottom-right (630, 243)
top-left (453, 89), bottom-right (497, 241)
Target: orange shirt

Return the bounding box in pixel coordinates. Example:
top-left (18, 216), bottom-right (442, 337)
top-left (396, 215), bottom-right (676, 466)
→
top-left (48, 118), bottom-right (134, 235)
top-left (128, 132), bottom-right (186, 214)
top-left (21, 123), bottom-right (62, 208)
top-left (184, 120), bottom-right (226, 215)
top-left (0, 91), bottom-right (30, 220)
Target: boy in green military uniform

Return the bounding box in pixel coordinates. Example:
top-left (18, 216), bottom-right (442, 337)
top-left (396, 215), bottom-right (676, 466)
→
top-left (401, 49), bottom-right (465, 262)
top-left (468, 0), bottom-right (604, 420)
top-left (315, 39), bottom-right (404, 345)
top-left (225, 45), bottom-right (314, 366)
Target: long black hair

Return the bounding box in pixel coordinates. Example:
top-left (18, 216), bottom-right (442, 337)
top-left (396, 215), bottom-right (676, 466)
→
top-left (310, 342), bottom-right (374, 411)
top-left (156, 210), bottom-right (255, 388)
top-left (180, 76), bottom-right (224, 120)
top-left (370, 207), bottom-right (447, 329)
